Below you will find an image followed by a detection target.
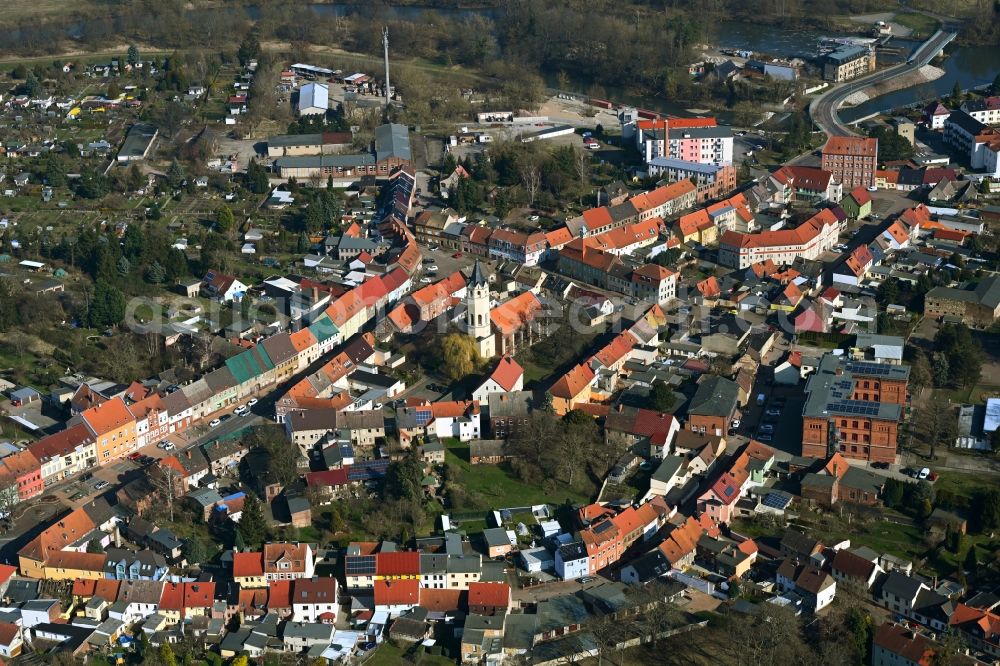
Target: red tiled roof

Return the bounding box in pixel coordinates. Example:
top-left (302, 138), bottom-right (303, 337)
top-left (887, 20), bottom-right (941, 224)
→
top-left (719, 208), bottom-right (838, 251)
top-left (375, 552), bottom-right (421, 576)
top-left (467, 582), bottom-right (510, 609)
top-left (549, 363), bottom-right (595, 400)
top-left (268, 580), bottom-right (293, 609)
top-left (419, 588), bottom-right (465, 613)
top-left (0, 449), bottom-right (39, 479)
top-left (696, 276), bottom-right (721, 298)
top-left (823, 136), bottom-right (877, 157)
top-left (232, 552), bottom-right (264, 578)
top-left (490, 291), bottom-right (542, 336)
top-left (848, 186), bottom-right (872, 206)
top-left (593, 331), bottom-right (638, 368)
top-left (630, 180), bottom-right (696, 213)
top-left (488, 356), bottom-right (524, 392)
top-left (80, 396), bottom-right (134, 436)
top-left (374, 579), bottom-right (419, 606)
top-left (159, 582), bottom-right (184, 610)
top-left (28, 424), bottom-right (95, 463)
top-left (183, 581), bottom-right (215, 609)
top-left (19, 505), bottom-right (98, 564)
top-left (47, 550), bottom-right (107, 572)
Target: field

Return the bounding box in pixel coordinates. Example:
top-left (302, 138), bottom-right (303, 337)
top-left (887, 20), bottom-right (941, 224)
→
top-left (893, 12), bottom-right (941, 38)
top-left (444, 439), bottom-right (595, 513)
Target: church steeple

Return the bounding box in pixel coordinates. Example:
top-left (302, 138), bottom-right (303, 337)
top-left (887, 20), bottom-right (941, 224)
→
top-left (470, 259), bottom-right (488, 288)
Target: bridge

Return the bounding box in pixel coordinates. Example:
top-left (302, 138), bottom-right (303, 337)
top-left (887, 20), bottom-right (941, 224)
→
top-left (810, 28), bottom-right (958, 138)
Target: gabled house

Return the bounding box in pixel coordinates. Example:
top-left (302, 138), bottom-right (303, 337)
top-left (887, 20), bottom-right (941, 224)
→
top-left (201, 270), bottom-right (248, 302)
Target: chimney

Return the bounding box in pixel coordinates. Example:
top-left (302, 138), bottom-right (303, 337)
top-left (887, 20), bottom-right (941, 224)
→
top-left (312, 287), bottom-right (319, 302)
top-left (617, 404), bottom-right (624, 413)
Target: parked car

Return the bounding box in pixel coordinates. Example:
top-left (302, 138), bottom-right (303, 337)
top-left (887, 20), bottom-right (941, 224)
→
top-left (757, 433), bottom-right (773, 442)
top-left (452, 252), bottom-right (463, 258)
top-left (246, 398), bottom-right (258, 407)
top-left (765, 408), bottom-right (781, 417)
top-left (917, 467), bottom-right (931, 480)
top-left (220, 414), bottom-right (232, 424)
top-left (871, 461), bottom-right (890, 469)
top-left (161, 442), bottom-right (175, 451)
top-left (127, 452), bottom-right (141, 461)
top-left (209, 418), bottom-right (221, 427)
top-left (731, 418), bottom-right (741, 429)
top-left (94, 480), bottom-right (109, 490)
top-left (759, 424), bottom-right (774, 434)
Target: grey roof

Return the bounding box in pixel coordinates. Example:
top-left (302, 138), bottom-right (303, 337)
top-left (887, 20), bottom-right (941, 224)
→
top-left (827, 45), bottom-right (867, 63)
top-left (487, 391), bottom-right (532, 418)
top-left (536, 595), bottom-right (588, 634)
top-left (649, 157), bottom-right (724, 175)
top-left (275, 153), bottom-right (375, 169)
top-left (687, 376), bottom-right (739, 417)
top-left (470, 259), bottom-right (489, 287)
top-left (668, 125), bottom-right (733, 140)
top-left (879, 571), bottom-right (925, 602)
top-left (119, 123), bottom-right (157, 159)
top-left (420, 553), bottom-right (448, 575)
top-left (502, 613), bottom-right (538, 650)
top-left (482, 527), bottom-right (511, 548)
top-left (802, 353), bottom-right (907, 421)
top-left (283, 622), bottom-right (335, 640)
top-left (558, 541), bottom-right (587, 562)
top-left (446, 554), bottom-right (483, 574)
top-left (927, 276), bottom-right (1000, 310)
top-left (946, 110), bottom-right (987, 136)
top-left (841, 467), bottom-right (885, 495)
top-left (652, 455), bottom-right (685, 483)
top-left (374, 123), bottom-right (411, 163)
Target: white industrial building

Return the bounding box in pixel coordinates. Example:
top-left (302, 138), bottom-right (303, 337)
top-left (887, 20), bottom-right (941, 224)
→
top-left (298, 83), bottom-right (329, 116)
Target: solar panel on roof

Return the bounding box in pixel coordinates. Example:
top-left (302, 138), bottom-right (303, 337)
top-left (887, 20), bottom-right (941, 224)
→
top-left (762, 493), bottom-right (791, 510)
top-left (346, 555), bottom-right (376, 575)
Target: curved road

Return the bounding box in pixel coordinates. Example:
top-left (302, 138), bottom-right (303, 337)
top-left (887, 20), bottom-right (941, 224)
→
top-left (810, 28), bottom-right (958, 137)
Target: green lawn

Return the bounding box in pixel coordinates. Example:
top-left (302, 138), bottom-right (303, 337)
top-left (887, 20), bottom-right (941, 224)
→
top-left (893, 12), bottom-right (941, 37)
top-left (444, 439), bottom-right (595, 514)
top-left (367, 640), bottom-right (454, 666)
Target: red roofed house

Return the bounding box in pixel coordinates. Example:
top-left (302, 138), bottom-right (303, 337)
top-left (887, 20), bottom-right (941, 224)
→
top-left (472, 356), bottom-right (525, 403)
top-left (292, 576), bottom-right (339, 623)
top-left (396, 400), bottom-right (481, 446)
top-left (467, 582), bottom-right (511, 616)
top-left (630, 264), bottom-right (678, 306)
top-left (718, 208), bottom-right (840, 269)
top-left (832, 244), bottom-right (875, 287)
top-left (233, 543), bottom-right (315, 588)
top-left (374, 579), bottom-right (418, 617)
top-left (0, 449), bottom-right (42, 500)
top-left (548, 363), bottom-right (596, 416)
top-left (201, 269), bottom-right (248, 303)
top-left (842, 186), bottom-right (873, 219)
top-left (821, 136), bottom-right (878, 189)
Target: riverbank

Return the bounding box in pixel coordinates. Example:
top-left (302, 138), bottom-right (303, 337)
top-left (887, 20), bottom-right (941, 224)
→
top-left (841, 64), bottom-right (946, 106)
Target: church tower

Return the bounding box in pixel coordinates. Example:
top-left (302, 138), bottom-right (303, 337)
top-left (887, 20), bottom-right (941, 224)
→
top-left (465, 260), bottom-right (495, 358)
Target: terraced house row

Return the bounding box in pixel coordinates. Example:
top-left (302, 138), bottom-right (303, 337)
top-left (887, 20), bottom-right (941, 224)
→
top-left (16, 257), bottom-right (419, 503)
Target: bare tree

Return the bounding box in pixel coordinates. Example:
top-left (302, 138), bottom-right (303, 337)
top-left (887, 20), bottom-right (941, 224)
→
top-left (520, 161), bottom-right (541, 207)
top-left (573, 147), bottom-right (590, 188)
top-left (149, 463), bottom-right (179, 522)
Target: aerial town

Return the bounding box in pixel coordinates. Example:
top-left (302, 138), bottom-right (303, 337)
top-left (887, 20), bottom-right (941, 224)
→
top-left (0, 2), bottom-right (998, 665)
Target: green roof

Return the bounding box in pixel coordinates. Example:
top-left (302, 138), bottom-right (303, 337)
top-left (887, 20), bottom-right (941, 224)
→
top-left (225, 346), bottom-right (274, 384)
top-left (308, 314), bottom-right (339, 344)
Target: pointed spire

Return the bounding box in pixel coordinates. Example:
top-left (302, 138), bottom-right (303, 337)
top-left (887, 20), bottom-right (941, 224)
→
top-left (470, 259), bottom-right (488, 288)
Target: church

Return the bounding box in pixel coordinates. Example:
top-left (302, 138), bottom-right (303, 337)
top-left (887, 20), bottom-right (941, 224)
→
top-left (463, 260), bottom-right (545, 359)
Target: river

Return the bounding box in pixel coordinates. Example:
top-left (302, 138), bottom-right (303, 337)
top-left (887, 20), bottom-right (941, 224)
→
top-left (711, 21), bottom-right (1000, 120)
top-left (7, 4), bottom-right (1000, 121)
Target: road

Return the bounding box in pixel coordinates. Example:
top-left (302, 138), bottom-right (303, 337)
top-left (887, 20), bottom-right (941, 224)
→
top-left (810, 28), bottom-right (958, 138)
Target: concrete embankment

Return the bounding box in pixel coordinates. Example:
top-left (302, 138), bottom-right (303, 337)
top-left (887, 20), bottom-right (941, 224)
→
top-left (841, 64), bottom-right (946, 106)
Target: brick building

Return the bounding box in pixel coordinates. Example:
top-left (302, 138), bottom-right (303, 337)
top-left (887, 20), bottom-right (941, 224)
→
top-left (821, 136), bottom-right (878, 189)
top-left (801, 354), bottom-right (909, 463)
